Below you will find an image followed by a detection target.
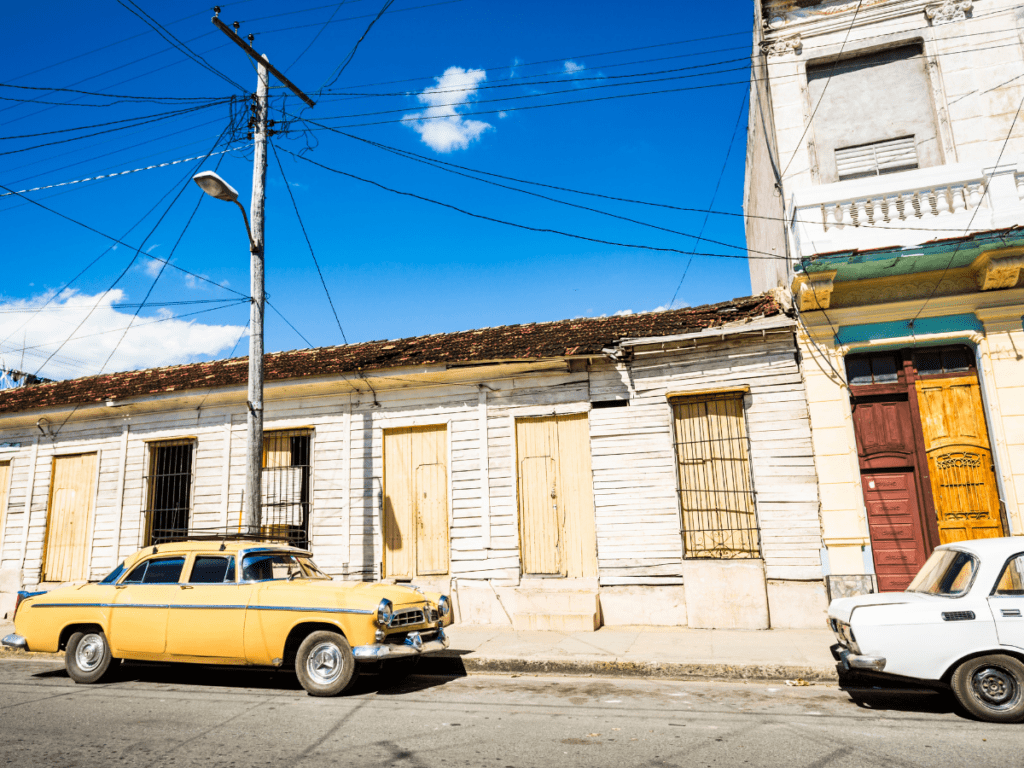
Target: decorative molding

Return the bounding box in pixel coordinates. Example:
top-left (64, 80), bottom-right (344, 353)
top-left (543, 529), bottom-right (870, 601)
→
top-left (925, 0), bottom-right (972, 25)
top-left (793, 269), bottom-right (838, 312)
top-left (761, 33), bottom-right (802, 57)
top-left (975, 251), bottom-right (1024, 291)
top-left (830, 273), bottom-right (976, 308)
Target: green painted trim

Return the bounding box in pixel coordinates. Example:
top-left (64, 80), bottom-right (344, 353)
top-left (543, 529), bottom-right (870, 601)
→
top-left (835, 313), bottom-right (983, 346)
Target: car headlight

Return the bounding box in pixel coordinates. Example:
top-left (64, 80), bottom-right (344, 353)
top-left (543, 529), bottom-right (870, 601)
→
top-left (437, 595), bottom-right (451, 618)
top-left (376, 599), bottom-right (394, 627)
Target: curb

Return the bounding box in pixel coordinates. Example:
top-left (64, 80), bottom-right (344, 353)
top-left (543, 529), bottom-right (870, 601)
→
top-left (419, 654), bottom-right (840, 683)
top-left (0, 648), bottom-right (839, 684)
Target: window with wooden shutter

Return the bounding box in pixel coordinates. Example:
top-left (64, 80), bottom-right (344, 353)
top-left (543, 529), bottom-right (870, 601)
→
top-left (261, 429), bottom-right (312, 548)
top-left (836, 136), bottom-right (918, 181)
top-left (671, 393), bottom-right (760, 559)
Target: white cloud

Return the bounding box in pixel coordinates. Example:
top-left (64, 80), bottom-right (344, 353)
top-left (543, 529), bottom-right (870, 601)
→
top-left (0, 289), bottom-right (247, 381)
top-left (613, 309), bottom-right (634, 316)
top-left (563, 60), bottom-right (585, 75)
top-left (143, 257), bottom-right (164, 277)
top-left (404, 66), bottom-right (493, 153)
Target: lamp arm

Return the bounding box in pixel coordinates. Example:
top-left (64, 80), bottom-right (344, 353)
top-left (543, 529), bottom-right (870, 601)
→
top-left (234, 199), bottom-right (257, 253)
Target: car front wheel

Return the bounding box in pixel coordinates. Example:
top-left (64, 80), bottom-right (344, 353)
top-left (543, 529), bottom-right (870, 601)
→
top-left (65, 630), bottom-right (115, 684)
top-left (952, 654), bottom-right (1024, 723)
top-left (295, 631), bottom-right (356, 697)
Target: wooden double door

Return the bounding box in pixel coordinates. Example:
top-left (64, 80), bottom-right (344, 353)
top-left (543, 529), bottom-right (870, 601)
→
top-left (848, 346), bottom-right (1004, 591)
top-left (42, 453), bottom-right (98, 583)
top-left (382, 425), bottom-right (449, 579)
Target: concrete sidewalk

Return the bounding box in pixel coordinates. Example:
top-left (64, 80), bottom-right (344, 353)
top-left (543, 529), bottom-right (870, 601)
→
top-left (425, 625), bottom-right (839, 682)
top-left (0, 617), bottom-right (839, 682)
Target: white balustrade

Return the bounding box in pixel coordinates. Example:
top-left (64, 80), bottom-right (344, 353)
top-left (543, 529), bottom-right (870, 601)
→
top-left (788, 156), bottom-right (1024, 259)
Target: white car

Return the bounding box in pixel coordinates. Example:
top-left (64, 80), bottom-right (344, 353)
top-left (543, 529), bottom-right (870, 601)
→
top-left (829, 537), bottom-right (1024, 723)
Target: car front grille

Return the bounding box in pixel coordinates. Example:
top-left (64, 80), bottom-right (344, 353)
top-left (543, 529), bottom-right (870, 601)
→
top-left (391, 605), bottom-right (439, 627)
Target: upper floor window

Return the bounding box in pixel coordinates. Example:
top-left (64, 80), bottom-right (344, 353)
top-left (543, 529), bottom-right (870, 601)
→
top-left (836, 136), bottom-right (919, 181)
top-left (145, 439), bottom-right (195, 546)
top-left (807, 44), bottom-right (939, 184)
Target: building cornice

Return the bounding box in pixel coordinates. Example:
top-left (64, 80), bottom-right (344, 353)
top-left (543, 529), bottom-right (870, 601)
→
top-left (762, 0), bottom-right (954, 39)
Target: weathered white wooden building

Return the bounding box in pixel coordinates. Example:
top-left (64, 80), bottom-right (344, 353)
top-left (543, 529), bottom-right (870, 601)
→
top-left (0, 294), bottom-right (827, 629)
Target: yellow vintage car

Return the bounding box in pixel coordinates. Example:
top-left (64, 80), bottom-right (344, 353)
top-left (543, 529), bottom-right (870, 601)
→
top-left (2, 540), bottom-right (452, 696)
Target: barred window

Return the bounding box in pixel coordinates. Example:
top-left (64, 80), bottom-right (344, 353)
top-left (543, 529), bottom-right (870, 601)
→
top-left (672, 393), bottom-right (759, 559)
top-left (262, 430), bottom-right (312, 548)
top-left (144, 440), bottom-right (194, 545)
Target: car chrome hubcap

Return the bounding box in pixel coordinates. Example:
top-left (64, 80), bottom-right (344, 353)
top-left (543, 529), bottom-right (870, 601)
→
top-left (76, 634), bottom-right (104, 672)
top-left (307, 642), bottom-right (344, 685)
top-left (972, 667), bottom-right (1021, 710)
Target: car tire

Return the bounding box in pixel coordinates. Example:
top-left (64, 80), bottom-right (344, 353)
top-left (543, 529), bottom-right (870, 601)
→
top-left (295, 630), bottom-right (356, 697)
top-left (952, 654), bottom-right (1024, 723)
top-left (65, 630), bottom-right (115, 684)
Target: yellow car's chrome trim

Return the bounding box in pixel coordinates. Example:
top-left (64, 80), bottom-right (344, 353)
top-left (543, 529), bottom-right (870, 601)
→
top-left (29, 602), bottom-right (373, 614)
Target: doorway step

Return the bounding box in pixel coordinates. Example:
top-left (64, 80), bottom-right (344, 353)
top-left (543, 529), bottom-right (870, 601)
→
top-left (511, 578), bottom-right (601, 631)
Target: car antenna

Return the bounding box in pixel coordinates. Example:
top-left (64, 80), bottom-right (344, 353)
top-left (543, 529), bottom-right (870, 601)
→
top-left (152, 546), bottom-right (158, 554)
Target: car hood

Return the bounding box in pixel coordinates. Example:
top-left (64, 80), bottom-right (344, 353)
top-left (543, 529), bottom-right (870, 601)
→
top-left (262, 579), bottom-right (429, 609)
top-left (828, 591), bottom-right (930, 623)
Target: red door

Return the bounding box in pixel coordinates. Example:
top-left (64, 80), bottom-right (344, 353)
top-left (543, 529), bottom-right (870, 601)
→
top-left (861, 471), bottom-right (929, 592)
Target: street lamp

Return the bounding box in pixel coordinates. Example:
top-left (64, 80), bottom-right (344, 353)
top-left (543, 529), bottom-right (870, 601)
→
top-left (193, 169), bottom-right (264, 538)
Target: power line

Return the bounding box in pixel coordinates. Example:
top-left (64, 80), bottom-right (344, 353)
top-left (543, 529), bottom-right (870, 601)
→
top-left (0, 144), bottom-right (249, 199)
top-left (0, 181), bottom-right (248, 297)
top-left (0, 82), bottom-right (231, 103)
top-left (779, 0), bottom-right (864, 181)
top-left (269, 142), bottom-right (350, 343)
top-left (0, 101), bottom-right (228, 159)
top-left (116, 0), bottom-right (247, 93)
top-left (30, 131), bottom-right (230, 378)
top-left (305, 119), bottom-right (761, 257)
top-left (284, 110), bottom-right (985, 236)
top-left (319, 0), bottom-right (396, 91)
top-left (288, 1), bottom-right (351, 71)
top-left (277, 146), bottom-right (787, 261)
top-left (252, 0), bottom-right (468, 36)
top-left (668, 91), bottom-right (748, 309)
top-left (0, 101), bottom-right (231, 142)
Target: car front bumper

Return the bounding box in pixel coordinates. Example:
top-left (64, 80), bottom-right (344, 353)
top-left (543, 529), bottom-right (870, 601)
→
top-left (353, 628), bottom-right (449, 661)
top-left (830, 642), bottom-right (886, 672)
top-left (2, 634), bottom-right (28, 652)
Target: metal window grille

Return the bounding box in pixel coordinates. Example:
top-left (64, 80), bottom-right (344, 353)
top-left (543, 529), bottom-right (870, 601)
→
top-left (672, 393), bottom-right (760, 559)
top-left (261, 430), bottom-right (312, 548)
top-left (144, 440), bottom-right (195, 545)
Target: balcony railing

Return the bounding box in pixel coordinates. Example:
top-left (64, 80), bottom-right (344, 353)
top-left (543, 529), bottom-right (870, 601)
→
top-left (788, 157), bottom-right (1024, 260)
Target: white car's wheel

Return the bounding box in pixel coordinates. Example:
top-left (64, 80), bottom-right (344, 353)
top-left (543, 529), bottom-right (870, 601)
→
top-left (295, 631), bottom-right (356, 697)
top-left (952, 654), bottom-right (1024, 723)
top-left (65, 630), bottom-right (115, 684)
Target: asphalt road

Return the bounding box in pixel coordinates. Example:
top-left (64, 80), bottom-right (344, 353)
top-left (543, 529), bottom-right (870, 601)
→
top-left (0, 659), bottom-right (1022, 767)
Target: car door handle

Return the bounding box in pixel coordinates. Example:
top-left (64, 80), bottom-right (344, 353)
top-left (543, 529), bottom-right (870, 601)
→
top-left (115, 585), bottom-right (128, 590)
top-left (1002, 609), bottom-right (1022, 617)
top-left (180, 585), bottom-right (193, 590)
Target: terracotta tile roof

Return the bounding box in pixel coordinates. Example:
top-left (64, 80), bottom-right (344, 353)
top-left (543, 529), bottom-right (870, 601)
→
top-left (0, 293), bottom-right (781, 415)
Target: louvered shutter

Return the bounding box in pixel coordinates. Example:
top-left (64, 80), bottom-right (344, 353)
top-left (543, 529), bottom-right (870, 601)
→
top-left (836, 136), bottom-right (918, 180)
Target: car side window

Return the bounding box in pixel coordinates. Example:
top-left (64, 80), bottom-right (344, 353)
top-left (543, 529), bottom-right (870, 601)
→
top-left (189, 556), bottom-right (236, 584)
top-left (122, 562), bottom-right (148, 583)
top-left (241, 553), bottom-right (301, 582)
top-left (141, 557), bottom-right (186, 584)
top-left (994, 555), bottom-right (1024, 596)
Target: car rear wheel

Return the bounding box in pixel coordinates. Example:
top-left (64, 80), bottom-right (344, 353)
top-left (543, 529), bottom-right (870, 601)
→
top-left (952, 654), bottom-right (1024, 723)
top-left (65, 630), bottom-right (115, 684)
top-left (295, 631), bottom-right (356, 697)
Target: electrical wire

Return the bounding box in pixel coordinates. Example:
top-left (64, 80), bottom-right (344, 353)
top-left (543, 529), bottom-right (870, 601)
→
top-left (0, 101), bottom-right (231, 142)
top-left (319, 0), bottom-right (396, 91)
top-left (277, 146), bottom-right (787, 261)
top-left (668, 91), bottom-right (747, 309)
top-left (253, 0), bottom-right (466, 36)
top-left (288, 1), bottom-right (351, 71)
top-left (0, 82), bottom-right (231, 103)
top-left (779, 0), bottom-right (864, 181)
top-left (116, 0), bottom-right (247, 92)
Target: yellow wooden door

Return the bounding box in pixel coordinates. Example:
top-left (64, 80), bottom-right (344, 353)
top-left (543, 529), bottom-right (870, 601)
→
top-left (383, 425), bottom-right (449, 578)
top-left (0, 461), bottom-right (9, 551)
top-left (43, 453), bottom-right (97, 582)
top-left (915, 376), bottom-right (1004, 544)
top-left (516, 414), bottom-right (598, 578)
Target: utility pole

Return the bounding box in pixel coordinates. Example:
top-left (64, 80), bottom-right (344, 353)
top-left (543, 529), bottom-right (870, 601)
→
top-left (211, 8), bottom-right (315, 536)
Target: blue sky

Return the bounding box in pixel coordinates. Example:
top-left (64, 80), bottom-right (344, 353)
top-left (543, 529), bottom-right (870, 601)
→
top-left (0, 0), bottom-right (756, 381)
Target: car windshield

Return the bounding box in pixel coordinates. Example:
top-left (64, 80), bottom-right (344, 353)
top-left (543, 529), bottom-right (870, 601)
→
top-left (907, 549), bottom-right (978, 596)
top-left (240, 553), bottom-right (330, 582)
top-left (99, 562), bottom-right (125, 584)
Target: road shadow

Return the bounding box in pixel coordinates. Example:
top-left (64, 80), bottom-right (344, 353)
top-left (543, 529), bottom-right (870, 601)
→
top-left (57, 660), bottom-right (461, 696)
top-left (840, 685), bottom-right (960, 716)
